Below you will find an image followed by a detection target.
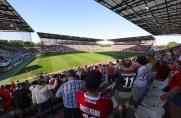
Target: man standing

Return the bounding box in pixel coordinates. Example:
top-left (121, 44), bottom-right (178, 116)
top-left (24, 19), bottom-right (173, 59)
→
top-left (77, 70), bottom-right (113, 118)
top-left (32, 78), bottom-right (57, 114)
top-left (114, 58), bottom-right (137, 117)
top-left (12, 83), bottom-right (32, 117)
top-left (56, 69), bottom-right (83, 118)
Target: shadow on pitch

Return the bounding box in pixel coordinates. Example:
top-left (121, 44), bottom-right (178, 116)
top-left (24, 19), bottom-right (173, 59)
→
top-left (94, 51), bottom-right (138, 59)
top-left (40, 51), bottom-right (88, 58)
top-left (15, 65), bottom-right (42, 75)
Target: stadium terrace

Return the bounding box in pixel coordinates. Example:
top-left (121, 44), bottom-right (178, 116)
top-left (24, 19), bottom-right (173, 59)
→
top-left (0, 0), bottom-right (181, 118)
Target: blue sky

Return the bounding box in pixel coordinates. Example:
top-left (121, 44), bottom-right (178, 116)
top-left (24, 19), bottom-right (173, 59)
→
top-left (3, 0), bottom-right (181, 44)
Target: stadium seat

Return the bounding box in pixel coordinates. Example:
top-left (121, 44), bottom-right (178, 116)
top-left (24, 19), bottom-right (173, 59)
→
top-left (151, 79), bottom-right (168, 90)
top-left (135, 105), bottom-right (165, 118)
top-left (141, 96), bottom-right (166, 110)
top-left (146, 88), bottom-right (166, 99)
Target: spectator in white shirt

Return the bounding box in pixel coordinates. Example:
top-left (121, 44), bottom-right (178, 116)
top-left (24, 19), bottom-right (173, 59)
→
top-left (131, 56), bottom-right (148, 104)
top-left (29, 81), bottom-right (37, 92)
top-left (32, 79), bottom-right (57, 114)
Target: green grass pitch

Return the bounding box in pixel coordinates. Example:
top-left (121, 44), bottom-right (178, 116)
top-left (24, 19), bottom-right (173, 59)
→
top-left (0, 51), bottom-right (138, 84)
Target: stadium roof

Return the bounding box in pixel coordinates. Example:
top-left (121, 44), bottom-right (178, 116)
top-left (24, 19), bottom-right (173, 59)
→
top-left (108, 35), bottom-right (155, 42)
top-left (0, 0), bottom-right (33, 32)
top-left (37, 32), bottom-right (103, 42)
top-left (96, 0), bottom-right (181, 35)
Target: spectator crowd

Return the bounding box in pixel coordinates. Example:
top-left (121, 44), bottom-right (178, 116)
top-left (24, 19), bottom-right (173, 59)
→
top-left (41, 42), bottom-right (153, 53)
top-left (0, 42), bottom-right (35, 74)
top-left (0, 45), bottom-right (181, 118)
top-left (41, 44), bottom-right (102, 52)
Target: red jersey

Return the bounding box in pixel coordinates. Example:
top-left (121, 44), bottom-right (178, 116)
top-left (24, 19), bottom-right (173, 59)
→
top-left (49, 78), bottom-right (61, 85)
top-left (9, 83), bottom-right (16, 90)
top-left (108, 67), bottom-right (115, 76)
top-left (49, 78), bottom-right (62, 94)
top-left (156, 64), bottom-right (170, 80)
top-left (169, 70), bottom-right (181, 89)
top-left (0, 88), bottom-right (12, 109)
top-left (77, 90), bottom-right (113, 118)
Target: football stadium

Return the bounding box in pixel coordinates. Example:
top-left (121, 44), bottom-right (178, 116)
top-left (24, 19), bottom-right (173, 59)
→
top-left (0, 0), bottom-right (181, 118)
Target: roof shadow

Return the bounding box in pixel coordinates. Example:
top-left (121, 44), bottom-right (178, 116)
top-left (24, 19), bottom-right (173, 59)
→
top-left (15, 64), bottom-right (42, 75)
top-left (94, 51), bottom-right (138, 59)
top-left (41, 51), bottom-right (88, 58)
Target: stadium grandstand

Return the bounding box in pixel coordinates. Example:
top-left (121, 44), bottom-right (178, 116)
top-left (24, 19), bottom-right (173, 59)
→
top-left (38, 32), bottom-right (103, 52)
top-left (109, 35), bottom-right (155, 52)
top-left (0, 40), bottom-right (35, 74)
top-left (0, 0), bottom-right (35, 77)
top-left (38, 32), bottom-right (154, 53)
top-left (0, 0), bottom-right (181, 118)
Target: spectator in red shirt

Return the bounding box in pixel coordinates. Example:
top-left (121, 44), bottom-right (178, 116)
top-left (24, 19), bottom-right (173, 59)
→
top-left (161, 60), bottom-right (181, 118)
top-left (10, 82), bottom-right (16, 90)
top-left (0, 86), bottom-right (13, 112)
top-left (49, 77), bottom-right (62, 95)
top-left (155, 61), bottom-right (170, 81)
top-left (49, 78), bottom-right (61, 85)
top-left (77, 70), bottom-right (113, 118)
